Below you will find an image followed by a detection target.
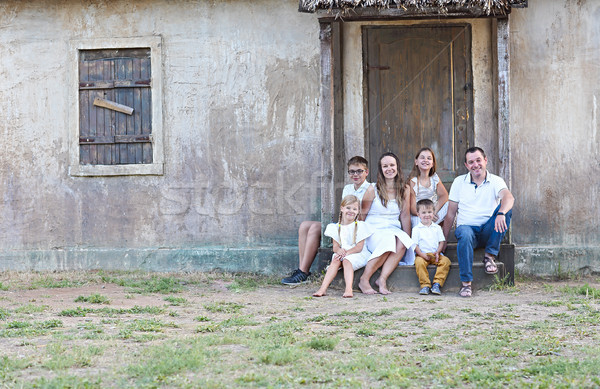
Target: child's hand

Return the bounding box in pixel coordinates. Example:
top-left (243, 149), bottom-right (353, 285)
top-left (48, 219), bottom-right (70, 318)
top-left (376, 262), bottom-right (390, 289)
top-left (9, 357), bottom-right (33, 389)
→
top-left (338, 249), bottom-right (347, 260)
top-left (434, 253), bottom-right (440, 263)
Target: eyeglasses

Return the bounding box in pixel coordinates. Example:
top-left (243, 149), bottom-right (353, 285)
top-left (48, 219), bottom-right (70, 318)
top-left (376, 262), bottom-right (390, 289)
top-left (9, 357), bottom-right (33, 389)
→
top-left (348, 169), bottom-right (365, 176)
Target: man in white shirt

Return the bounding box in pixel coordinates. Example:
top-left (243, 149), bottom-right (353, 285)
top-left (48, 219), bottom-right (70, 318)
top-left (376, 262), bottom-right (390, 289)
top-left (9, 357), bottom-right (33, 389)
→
top-left (442, 147), bottom-right (515, 297)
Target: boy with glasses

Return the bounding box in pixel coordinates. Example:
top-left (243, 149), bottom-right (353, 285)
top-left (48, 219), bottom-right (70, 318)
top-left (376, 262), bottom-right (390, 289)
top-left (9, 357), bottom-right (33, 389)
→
top-left (282, 156), bottom-right (370, 285)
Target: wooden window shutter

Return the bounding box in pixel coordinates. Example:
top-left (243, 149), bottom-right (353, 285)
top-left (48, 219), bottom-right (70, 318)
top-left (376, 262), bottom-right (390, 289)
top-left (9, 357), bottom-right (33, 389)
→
top-left (79, 48), bottom-right (152, 165)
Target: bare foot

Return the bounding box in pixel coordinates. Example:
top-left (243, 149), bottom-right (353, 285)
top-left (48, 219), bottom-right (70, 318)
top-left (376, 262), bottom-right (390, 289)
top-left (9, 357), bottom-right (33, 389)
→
top-left (312, 290), bottom-right (326, 297)
top-left (375, 278), bottom-right (392, 295)
top-left (343, 290), bottom-right (353, 298)
top-left (358, 279), bottom-right (378, 295)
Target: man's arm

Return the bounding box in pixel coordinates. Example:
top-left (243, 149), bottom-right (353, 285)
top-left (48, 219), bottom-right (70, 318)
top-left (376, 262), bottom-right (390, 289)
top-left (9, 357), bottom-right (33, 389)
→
top-left (442, 200), bottom-right (458, 250)
top-left (495, 188), bottom-right (515, 233)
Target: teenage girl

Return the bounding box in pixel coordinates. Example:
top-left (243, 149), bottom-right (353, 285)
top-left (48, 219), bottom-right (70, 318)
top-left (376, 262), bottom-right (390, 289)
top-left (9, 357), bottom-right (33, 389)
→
top-left (313, 195), bottom-right (373, 298)
top-left (358, 152), bottom-right (415, 295)
top-left (409, 147), bottom-right (449, 228)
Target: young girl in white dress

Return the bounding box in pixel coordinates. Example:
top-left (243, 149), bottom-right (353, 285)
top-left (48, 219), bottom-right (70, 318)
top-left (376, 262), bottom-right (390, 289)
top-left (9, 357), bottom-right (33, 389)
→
top-left (358, 152), bottom-right (415, 295)
top-left (313, 195), bottom-right (373, 298)
top-left (409, 147), bottom-right (449, 228)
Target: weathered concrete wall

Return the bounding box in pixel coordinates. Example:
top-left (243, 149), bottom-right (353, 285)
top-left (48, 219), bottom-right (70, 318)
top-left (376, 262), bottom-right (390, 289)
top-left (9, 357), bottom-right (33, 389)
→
top-left (0, 0), bottom-right (321, 273)
top-left (511, 0), bottom-right (600, 276)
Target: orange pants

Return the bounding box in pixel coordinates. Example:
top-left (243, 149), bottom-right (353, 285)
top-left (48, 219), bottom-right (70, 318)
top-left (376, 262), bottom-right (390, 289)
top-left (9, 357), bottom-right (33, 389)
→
top-left (415, 253), bottom-right (451, 288)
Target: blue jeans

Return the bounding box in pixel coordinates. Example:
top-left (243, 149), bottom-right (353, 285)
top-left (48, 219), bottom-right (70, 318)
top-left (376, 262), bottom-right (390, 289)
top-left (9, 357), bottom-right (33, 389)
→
top-left (454, 205), bottom-right (512, 282)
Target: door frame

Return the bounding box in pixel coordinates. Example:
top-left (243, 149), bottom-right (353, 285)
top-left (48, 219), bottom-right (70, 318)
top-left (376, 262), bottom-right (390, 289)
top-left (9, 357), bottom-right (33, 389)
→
top-left (317, 16), bottom-right (511, 232)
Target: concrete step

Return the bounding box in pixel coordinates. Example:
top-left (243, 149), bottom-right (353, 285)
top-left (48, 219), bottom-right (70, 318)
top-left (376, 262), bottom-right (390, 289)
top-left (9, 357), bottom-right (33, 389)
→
top-left (315, 244), bottom-right (515, 293)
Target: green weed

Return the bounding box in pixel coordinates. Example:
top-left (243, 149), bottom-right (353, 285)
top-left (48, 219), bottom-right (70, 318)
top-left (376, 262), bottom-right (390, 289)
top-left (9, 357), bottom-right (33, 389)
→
top-left (14, 303), bottom-right (49, 314)
top-left (74, 294), bottom-right (111, 304)
top-left (163, 296), bottom-right (188, 306)
top-left (306, 336), bottom-right (338, 351)
top-left (560, 283), bottom-right (600, 299)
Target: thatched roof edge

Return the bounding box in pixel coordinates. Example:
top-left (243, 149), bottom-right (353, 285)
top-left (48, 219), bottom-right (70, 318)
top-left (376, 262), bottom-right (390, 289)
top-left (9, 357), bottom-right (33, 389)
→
top-left (298, 0), bottom-right (527, 15)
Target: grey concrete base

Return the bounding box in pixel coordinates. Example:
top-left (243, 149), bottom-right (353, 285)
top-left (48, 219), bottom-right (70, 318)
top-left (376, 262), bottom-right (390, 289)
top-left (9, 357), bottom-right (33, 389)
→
top-left (0, 246), bottom-right (299, 275)
top-left (516, 246), bottom-right (600, 277)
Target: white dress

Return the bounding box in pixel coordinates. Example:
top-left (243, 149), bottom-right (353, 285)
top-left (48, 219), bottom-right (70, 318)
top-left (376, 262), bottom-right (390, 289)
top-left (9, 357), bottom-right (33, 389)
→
top-left (410, 173), bottom-right (448, 227)
top-left (324, 221), bottom-right (373, 270)
top-left (365, 187), bottom-right (416, 265)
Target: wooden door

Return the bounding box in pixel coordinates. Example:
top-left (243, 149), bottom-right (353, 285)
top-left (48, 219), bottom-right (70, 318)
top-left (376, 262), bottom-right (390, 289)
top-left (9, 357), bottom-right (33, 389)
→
top-left (364, 25), bottom-right (473, 185)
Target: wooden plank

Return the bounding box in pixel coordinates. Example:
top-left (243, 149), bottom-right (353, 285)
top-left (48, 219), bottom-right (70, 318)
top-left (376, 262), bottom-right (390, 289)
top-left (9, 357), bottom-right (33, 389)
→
top-left (495, 17), bottom-right (511, 188)
top-left (114, 134), bottom-right (151, 143)
top-left (80, 136), bottom-right (115, 144)
top-left (141, 56), bottom-right (152, 163)
top-left (125, 58), bottom-right (136, 163)
top-left (79, 60), bottom-right (91, 164)
top-left (133, 57), bottom-right (143, 164)
top-left (114, 79), bottom-right (151, 87)
top-left (93, 97), bottom-right (134, 115)
top-left (116, 58), bottom-right (127, 164)
top-left (79, 135), bottom-right (151, 144)
top-left (319, 21), bottom-right (344, 226)
top-left (79, 81), bottom-right (115, 90)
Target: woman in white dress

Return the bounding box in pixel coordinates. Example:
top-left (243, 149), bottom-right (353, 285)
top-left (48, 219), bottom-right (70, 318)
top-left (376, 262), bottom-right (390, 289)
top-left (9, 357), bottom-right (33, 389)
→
top-left (359, 152), bottom-right (415, 295)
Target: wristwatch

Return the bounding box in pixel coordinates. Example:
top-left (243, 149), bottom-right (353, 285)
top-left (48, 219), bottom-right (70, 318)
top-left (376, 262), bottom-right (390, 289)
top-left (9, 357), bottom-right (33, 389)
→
top-left (497, 212), bottom-right (505, 216)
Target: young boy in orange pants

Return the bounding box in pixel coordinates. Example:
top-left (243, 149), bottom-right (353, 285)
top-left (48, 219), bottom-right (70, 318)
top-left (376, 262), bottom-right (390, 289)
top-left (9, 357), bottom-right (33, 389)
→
top-left (413, 199), bottom-right (451, 295)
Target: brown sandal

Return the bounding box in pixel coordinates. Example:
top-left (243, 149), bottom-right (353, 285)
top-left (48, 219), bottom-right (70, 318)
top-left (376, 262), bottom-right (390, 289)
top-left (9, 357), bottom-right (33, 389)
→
top-left (483, 255), bottom-right (498, 275)
top-left (459, 285), bottom-right (472, 298)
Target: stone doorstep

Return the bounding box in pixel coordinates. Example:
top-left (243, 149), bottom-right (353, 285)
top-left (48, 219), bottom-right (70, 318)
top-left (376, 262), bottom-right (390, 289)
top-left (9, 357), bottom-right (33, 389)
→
top-left (327, 262), bottom-right (506, 293)
top-left (316, 244), bottom-right (515, 293)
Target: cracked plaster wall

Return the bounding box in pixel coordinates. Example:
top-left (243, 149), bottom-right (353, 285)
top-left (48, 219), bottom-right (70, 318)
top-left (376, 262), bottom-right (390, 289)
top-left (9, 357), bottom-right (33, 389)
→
top-left (0, 0), bottom-right (320, 252)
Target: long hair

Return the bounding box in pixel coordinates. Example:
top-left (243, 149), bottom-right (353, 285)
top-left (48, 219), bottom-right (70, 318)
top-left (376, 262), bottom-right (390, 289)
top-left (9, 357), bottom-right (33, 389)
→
top-left (376, 152), bottom-right (406, 208)
top-left (338, 195), bottom-right (360, 245)
top-left (409, 147), bottom-right (437, 180)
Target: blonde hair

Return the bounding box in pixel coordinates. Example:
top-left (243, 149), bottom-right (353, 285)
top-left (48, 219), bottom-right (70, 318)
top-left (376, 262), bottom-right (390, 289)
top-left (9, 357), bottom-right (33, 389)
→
top-left (338, 195), bottom-right (360, 245)
top-left (376, 152), bottom-right (406, 208)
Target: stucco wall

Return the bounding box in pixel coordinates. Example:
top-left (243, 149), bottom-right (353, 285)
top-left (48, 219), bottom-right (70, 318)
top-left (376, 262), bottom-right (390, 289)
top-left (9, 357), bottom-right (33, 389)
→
top-left (511, 0), bottom-right (600, 275)
top-left (0, 0), bottom-right (321, 272)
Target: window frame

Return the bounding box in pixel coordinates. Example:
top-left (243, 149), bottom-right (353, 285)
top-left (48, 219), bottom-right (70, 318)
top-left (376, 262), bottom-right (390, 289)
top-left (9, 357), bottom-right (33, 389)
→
top-left (69, 36), bottom-right (164, 176)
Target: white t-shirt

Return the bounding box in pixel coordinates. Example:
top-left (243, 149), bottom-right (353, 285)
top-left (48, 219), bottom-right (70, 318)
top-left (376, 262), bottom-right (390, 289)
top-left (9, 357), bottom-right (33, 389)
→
top-left (341, 181), bottom-right (370, 201)
top-left (412, 222), bottom-right (445, 253)
top-left (448, 171), bottom-right (508, 226)
top-left (324, 221), bottom-right (373, 250)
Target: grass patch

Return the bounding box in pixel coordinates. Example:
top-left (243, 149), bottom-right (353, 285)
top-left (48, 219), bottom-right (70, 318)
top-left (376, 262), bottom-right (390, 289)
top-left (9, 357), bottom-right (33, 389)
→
top-left (13, 303), bottom-right (49, 314)
top-left (59, 305), bottom-right (166, 317)
top-left (163, 296), bottom-right (188, 306)
top-left (101, 274), bottom-right (185, 294)
top-left (126, 318), bottom-right (177, 333)
top-left (0, 308), bottom-right (10, 320)
top-left (560, 283), bottom-right (600, 299)
top-left (306, 336), bottom-right (338, 351)
top-left (74, 294), bottom-right (111, 304)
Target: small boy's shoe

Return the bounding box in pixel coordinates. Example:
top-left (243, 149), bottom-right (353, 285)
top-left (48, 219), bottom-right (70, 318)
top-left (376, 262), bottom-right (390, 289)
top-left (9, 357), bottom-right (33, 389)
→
top-left (281, 269), bottom-right (310, 285)
top-left (431, 283), bottom-right (442, 295)
top-left (419, 286), bottom-right (431, 295)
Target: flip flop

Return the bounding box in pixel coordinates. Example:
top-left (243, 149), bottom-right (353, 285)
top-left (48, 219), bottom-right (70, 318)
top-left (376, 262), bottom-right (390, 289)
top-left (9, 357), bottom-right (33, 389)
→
top-left (483, 255), bottom-right (498, 275)
top-left (459, 285), bottom-right (472, 298)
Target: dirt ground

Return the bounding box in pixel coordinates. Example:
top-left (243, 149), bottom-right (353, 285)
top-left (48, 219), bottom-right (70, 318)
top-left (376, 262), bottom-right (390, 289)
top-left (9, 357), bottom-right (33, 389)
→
top-left (1, 273), bottom-right (600, 386)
